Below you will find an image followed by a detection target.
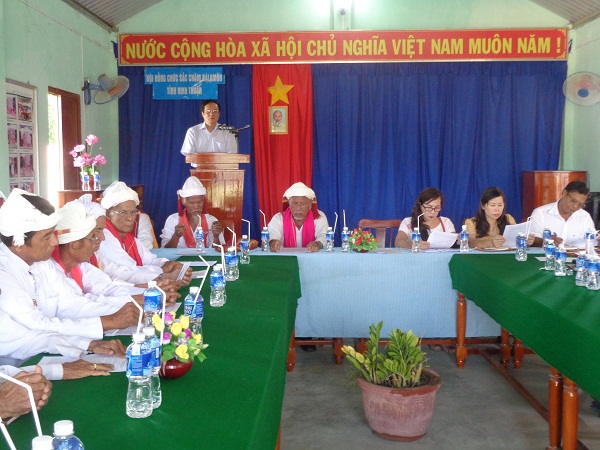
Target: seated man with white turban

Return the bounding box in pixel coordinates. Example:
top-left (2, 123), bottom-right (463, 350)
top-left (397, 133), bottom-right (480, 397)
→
top-left (0, 189), bottom-right (139, 341)
top-left (268, 182), bottom-right (329, 253)
top-left (161, 177), bottom-right (225, 248)
top-left (0, 189), bottom-right (127, 374)
top-left (97, 181), bottom-right (191, 284)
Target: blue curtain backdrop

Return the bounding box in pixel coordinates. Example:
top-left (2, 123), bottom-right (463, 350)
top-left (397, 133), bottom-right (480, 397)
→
top-left (118, 61), bottom-right (566, 243)
top-left (117, 65), bottom-right (258, 240)
top-left (312, 61), bottom-right (567, 236)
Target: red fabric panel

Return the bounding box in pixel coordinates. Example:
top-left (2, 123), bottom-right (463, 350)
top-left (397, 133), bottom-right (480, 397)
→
top-left (252, 64), bottom-right (313, 223)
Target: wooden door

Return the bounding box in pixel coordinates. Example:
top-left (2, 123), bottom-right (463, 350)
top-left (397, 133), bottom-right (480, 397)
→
top-left (49, 87), bottom-right (81, 190)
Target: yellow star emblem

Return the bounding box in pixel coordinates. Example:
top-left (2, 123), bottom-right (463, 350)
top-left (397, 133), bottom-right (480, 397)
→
top-left (268, 76), bottom-right (294, 105)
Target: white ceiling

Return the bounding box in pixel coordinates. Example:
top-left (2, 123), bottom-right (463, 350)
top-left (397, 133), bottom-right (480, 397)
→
top-left (62, 0), bottom-right (600, 31)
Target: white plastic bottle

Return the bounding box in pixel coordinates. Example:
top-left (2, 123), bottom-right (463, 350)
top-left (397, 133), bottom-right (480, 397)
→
top-left (261, 227), bottom-right (270, 252)
top-left (125, 332), bottom-right (152, 418)
top-left (143, 280), bottom-right (162, 327)
top-left (240, 234), bottom-right (250, 264)
top-left (515, 233), bottom-right (527, 261)
top-left (143, 326), bottom-right (162, 409)
top-left (459, 225), bottom-right (469, 253)
top-left (194, 226), bottom-right (205, 253)
top-left (209, 264), bottom-right (227, 307)
top-left (411, 231), bottom-right (421, 254)
top-left (325, 227), bottom-right (334, 252)
top-left (31, 435), bottom-right (54, 450)
top-left (341, 227), bottom-right (350, 252)
top-left (225, 246), bottom-right (239, 281)
top-left (52, 420), bottom-right (84, 449)
top-left (554, 244), bottom-right (567, 276)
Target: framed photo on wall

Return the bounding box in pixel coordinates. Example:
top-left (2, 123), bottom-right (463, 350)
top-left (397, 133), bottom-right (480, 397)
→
top-left (269, 106), bottom-right (288, 134)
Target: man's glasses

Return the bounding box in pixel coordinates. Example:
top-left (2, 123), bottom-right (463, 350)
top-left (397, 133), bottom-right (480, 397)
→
top-left (204, 109), bottom-right (220, 114)
top-left (111, 209), bottom-right (139, 217)
top-left (421, 204), bottom-right (442, 212)
top-left (82, 234), bottom-right (100, 242)
top-left (566, 194), bottom-right (588, 209)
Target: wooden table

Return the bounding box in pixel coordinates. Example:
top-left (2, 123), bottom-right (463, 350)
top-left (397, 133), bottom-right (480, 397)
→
top-left (449, 253), bottom-right (600, 450)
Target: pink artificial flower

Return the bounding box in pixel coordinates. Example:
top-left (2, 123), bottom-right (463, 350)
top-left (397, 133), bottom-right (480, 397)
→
top-left (70, 144), bottom-right (85, 157)
top-left (86, 134), bottom-right (98, 146)
top-left (93, 155), bottom-right (107, 166)
top-left (184, 328), bottom-right (192, 339)
top-left (162, 332), bottom-right (171, 344)
top-left (73, 156), bottom-right (87, 168)
top-left (164, 312), bottom-right (174, 325)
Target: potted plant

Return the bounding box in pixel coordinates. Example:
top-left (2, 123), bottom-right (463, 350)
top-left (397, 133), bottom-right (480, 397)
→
top-left (348, 228), bottom-right (378, 252)
top-left (342, 321), bottom-right (441, 441)
top-left (152, 312), bottom-right (208, 379)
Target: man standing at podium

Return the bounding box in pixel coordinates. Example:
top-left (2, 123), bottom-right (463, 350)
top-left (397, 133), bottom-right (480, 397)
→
top-left (180, 99), bottom-right (237, 155)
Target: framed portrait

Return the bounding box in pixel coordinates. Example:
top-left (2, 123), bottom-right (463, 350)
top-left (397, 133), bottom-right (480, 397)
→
top-left (19, 124), bottom-right (33, 149)
top-left (7, 122), bottom-right (18, 148)
top-left (269, 106), bottom-right (288, 134)
top-left (19, 153), bottom-right (34, 178)
top-left (9, 155), bottom-right (18, 179)
top-left (6, 95), bottom-right (17, 119)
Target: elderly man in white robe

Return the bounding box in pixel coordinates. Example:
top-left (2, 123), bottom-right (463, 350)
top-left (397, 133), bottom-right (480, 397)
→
top-left (161, 177), bottom-right (225, 248)
top-left (0, 189), bottom-right (139, 341)
top-left (267, 182), bottom-right (329, 253)
top-left (97, 181), bottom-right (191, 284)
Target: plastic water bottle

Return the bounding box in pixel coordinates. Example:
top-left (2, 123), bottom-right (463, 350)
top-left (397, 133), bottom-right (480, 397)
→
top-left (326, 227), bottom-right (334, 252)
top-left (341, 227), bottom-right (350, 252)
top-left (411, 231), bottom-right (421, 253)
top-left (459, 225), bottom-right (469, 253)
top-left (544, 241), bottom-right (556, 271)
top-left (225, 247), bottom-right (239, 281)
top-left (261, 227), bottom-right (270, 252)
top-left (585, 231), bottom-right (596, 255)
top-left (143, 280), bottom-right (162, 326)
top-left (126, 332), bottom-right (152, 418)
top-left (575, 251), bottom-right (588, 286)
top-left (240, 234), bottom-right (250, 264)
top-left (31, 435), bottom-right (54, 450)
top-left (554, 244), bottom-right (567, 276)
top-left (515, 233), bottom-right (527, 261)
top-left (52, 420), bottom-right (84, 449)
top-left (194, 227), bottom-right (205, 253)
top-left (81, 173), bottom-right (90, 191)
top-left (184, 286), bottom-right (204, 335)
top-left (587, 259), bottom-right (600, 290)
top-left (209, 264), bottom-right (226, 307)
top-left (143, 326), bottom-right (162, 409)
top-left (542, 228), bottom-right (552, 251)
top-left (93, 172), bottom-right (101, 191)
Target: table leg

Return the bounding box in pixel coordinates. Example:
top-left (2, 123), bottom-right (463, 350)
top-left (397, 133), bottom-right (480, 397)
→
top-left (513, 338), bottom-right (524, 368)
top-left (456, 292), bottom-right (467, 368)
top-left (500, 328), bottom-right (510, 368)
top-left (562, 377), bottom-right (579, 450)
top-left (355, 338), bottom-right (367, 355)
top-left (287, 329), bottom-right (296, 372)
top-left (547, 368), bottom-right (562, 450)
top-left (333, 338), bottom-right (344, 365)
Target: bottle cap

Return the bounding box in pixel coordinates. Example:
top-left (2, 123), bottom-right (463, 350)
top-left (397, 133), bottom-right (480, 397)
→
top-left (262, 226), bottom-right (268, 231)
top-left (462, 225), bottom-right (467, 231)
top-left (132, 332), bottom-right (145, 343)
top-left (32, 435), bottom-right (54, 449)
top-left (214, 264), bottom-right (223, 271)
top-left (343, 226), bottom-right (348, 231)
top-left (189, 286), bottom-right (199, 293)
top-left (53, 420), bottom-right (74, 436)
top-left (227, 246), bottom-right (235, 252)
top-left (147, 280), bottom-right (157, 288)
top-left (142, 326), bottom-right (155, 337)
top-left (327, 227), bottom-right (333, 231)
top-left (242, 235), bottom-right (248, 239)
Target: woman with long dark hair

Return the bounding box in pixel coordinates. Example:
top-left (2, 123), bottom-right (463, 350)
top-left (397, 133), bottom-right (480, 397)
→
top-left (395, 187), bottom-right (456, 249)
top-left (465, 187), bottom-right (516, 248)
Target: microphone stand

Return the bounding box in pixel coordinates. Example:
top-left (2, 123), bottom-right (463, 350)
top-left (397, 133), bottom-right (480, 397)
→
top-left (218, 124), bottom-right (251, 143)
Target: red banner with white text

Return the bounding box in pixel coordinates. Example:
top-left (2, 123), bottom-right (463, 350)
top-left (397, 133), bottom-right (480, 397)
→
top-left (119, 29), bottom-right (568, 65)
top-left (252, 65), bottom-right (313, 221)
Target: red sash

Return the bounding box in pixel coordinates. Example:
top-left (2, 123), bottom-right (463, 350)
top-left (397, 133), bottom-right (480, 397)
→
top-left (51, 247), bottom-right (84, 290)
top-left (180, 210), bottom-right (209, 248)
top-left (105, 219), bottom-right (143, 266)
top-left (89, 254), bottom-right (99, 268)
top-left (283, 208), bottom-right (316, 248)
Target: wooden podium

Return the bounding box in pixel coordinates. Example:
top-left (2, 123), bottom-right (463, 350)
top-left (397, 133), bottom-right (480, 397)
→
top-left (186, 153), bottom-right (250, 242)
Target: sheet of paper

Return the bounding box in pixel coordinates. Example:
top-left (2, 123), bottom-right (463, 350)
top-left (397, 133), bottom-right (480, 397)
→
top-left (191, 269), bottom-right (208, 279)
top-left (427, 231), bottom-right (458, 249)
top-left (502, 222), bottom-right (529, 247)
top-left (176, 261), bottom-right (191, 281)
top-left (106, 302), bottom-right (181, 336)
top-left (177, 249), bottom-right (214, 256)
top-left (39, 354), bottom-right (127, 373)
top-left (188, 261), bottom-right (216, 267)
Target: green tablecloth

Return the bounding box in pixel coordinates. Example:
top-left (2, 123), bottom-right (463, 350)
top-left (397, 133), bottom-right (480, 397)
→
top-left (449, 254), bottom-right (600, 399)
top-left (8, 256), bottom-right (300, 450)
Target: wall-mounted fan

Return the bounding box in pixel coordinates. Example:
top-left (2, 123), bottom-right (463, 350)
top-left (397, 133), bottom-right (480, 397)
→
top-left (563, 72), bottom-right (600, 106)
top-left (82, 74), bottom-right (130, 105)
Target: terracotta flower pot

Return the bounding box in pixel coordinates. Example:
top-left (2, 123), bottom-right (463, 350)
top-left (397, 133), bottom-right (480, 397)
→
top-left (159, 358), bottom-right (193, 379)
top-left (357, 368), bottom-right (441, 441)
top-left (352, 248), bottom-right (369, 253)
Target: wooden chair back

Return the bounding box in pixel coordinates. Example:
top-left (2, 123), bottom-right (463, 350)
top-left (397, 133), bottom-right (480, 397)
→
top-left (357, 219), bottom-right (401, 248)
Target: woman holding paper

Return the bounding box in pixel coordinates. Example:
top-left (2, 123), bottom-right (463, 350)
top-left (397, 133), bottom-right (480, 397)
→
top-left (395, 188), bottom-right (456, 249)
top-left (465, 187), bottom-right (533, 248)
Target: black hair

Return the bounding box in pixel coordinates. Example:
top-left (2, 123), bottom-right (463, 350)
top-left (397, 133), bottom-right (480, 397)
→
top-left (410, 188), bottom-right (444, 241)
top-left (201, 99), bottom-right (221, 112)
top-left (472, 187), bottom-right (509, 238)
top-left (564, 180), bottom-right (589, 196)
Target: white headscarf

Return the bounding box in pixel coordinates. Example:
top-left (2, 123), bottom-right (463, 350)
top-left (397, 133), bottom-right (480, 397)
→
top-left (177, 177), bottom-right (207, 197)
top-left (55, 202), bottom-right (97, 244)
top-left (100, 181), bottom-right (139, 209)
top-left (76, 193), bottom-right (106, 219)
top-left (284, 182), bottom-right (316, 200)
top-left (0, 189), bottom-right (61, 246)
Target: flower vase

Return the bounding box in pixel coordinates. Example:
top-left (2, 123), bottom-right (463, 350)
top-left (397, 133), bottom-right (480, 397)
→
top-left (81, 172), bottom-right (91, 191)
top-left (353, 248), bottom-right (369, 253)
top-left (159, 358), bottom-right (193, 379)
top-left (93, 171), bottom-right (101, 190)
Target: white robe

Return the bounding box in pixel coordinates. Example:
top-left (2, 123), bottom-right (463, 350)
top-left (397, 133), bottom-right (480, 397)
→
top-left (160, 212), bottom-right (225, 248)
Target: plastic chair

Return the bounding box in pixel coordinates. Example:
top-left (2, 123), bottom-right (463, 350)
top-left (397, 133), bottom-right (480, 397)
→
top-left (357, 219), bottom-right (401, 248)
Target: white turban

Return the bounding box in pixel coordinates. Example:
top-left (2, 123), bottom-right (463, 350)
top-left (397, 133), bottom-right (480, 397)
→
top-left (177, 177), bottom-right (206, 197)
top-left (56, 202), bottom-right (97, 244)
top-left (100, 181), bottom-right (139, 209)
top-left (76, 194), bottom-right (105, 219)
top-left (284, 182), bottom-right (316, 200)
top-left (0, 189), bottom-right (61, 247)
